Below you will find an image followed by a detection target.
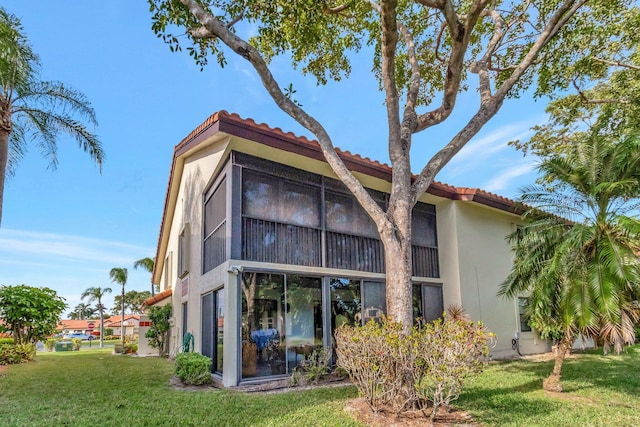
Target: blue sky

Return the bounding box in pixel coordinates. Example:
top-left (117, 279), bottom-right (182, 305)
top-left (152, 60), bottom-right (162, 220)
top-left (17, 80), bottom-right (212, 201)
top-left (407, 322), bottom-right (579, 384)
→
top-left (0, 1), bottom-right (547, 314)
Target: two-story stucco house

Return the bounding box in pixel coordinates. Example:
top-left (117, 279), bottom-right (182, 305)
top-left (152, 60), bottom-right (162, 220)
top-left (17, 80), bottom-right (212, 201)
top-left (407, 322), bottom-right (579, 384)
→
top-left (146, 110), bottom-right (550, 387)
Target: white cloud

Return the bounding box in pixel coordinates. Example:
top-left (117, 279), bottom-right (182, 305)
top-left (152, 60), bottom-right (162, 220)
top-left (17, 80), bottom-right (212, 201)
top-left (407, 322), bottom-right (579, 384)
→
top-left (0, 229), bottom-right (152, 265)
top-left (446, 116), bottom-right (544, 177)
top-left (483, 160), bottom-right (537, 193)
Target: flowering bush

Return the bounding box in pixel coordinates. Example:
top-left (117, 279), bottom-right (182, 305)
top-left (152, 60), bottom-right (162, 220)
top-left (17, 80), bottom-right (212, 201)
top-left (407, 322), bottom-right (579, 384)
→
top-left (335, 306), bottom-right (494, 419)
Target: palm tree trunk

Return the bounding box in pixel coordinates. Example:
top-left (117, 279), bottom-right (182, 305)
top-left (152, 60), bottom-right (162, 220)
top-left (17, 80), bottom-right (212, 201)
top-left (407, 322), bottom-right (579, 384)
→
top-left (0, 126), bottom-right (10, 227)
top-left (543, 331), bottom-right (573, 392)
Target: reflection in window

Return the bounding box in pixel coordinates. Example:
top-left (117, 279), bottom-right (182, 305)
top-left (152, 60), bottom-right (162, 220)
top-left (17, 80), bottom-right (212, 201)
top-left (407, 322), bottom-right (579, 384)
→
top-left (326, 191), bottom-right (378, 238)
top-left (240, 272), bottom-right (324, 379)
top-left (330, 278), bottom-right (362, 330)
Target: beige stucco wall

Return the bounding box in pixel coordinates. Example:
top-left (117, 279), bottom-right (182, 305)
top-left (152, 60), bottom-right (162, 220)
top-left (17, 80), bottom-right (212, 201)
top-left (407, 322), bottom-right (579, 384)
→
top-left (437, 200), bottom-right (551, 357)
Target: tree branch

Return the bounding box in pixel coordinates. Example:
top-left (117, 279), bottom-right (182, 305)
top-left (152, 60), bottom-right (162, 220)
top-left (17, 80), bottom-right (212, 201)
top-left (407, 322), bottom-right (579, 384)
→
top-left (470, 9), bottom-right (505, 103)
top-left (411, 0), bottom-right (586, 204)
top-left (322, 3), bottom-right (351, 14)
top-left (178, 0), bottom-right (391, 230)
top-left (592, 57), bottom-right (640, 72)
top-left (416, 0), bottom-right (491, 131)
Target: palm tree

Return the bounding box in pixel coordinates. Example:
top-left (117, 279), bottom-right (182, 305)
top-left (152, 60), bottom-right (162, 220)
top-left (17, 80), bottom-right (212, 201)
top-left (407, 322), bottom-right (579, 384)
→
top-left (134, 257), bottom-right (156, 296)
top-left (109, 268), bottom-right (128, 342)
top-left (500, 135), bottom-right (640, 392)
top-left (0, 8), bottom-right (104, 226)
top-left (81, 286), bottom-right (112, 348)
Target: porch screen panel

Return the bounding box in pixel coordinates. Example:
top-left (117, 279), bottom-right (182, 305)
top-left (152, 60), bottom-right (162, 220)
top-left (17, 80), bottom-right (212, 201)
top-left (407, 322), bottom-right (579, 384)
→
top-left (325, 191), bottom-right (384, 272)
top-left (203, 178), bottom-right (227, 273)
top-left (242, 171), bottom-right (321, 267)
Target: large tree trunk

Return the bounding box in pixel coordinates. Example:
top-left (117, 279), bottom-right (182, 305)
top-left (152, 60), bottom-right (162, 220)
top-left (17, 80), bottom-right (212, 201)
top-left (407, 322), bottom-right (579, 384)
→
top-left (380, 202), bottom-right (413, 329)
top-left (543, 331), bottom-right (573, 392)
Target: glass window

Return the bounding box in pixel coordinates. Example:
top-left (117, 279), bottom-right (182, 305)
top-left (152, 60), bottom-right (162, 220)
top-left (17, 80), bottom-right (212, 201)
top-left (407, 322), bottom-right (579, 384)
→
top-left (412, 204), bottom-right (437, 247)
top-left (286, 276), bottom-right (322, 372)
top-left (215, 289), bottom-right (224, 373)
top-left (518, 297), bottom-right (531, 332)
top-left (241, 273), bottom-right (285, 379)
top-left (362, 281), bottom-right (386, 324)
top-left (330, 278), bottom-right (362, 330)
top-left (422, 284), bottom-right (444, 322)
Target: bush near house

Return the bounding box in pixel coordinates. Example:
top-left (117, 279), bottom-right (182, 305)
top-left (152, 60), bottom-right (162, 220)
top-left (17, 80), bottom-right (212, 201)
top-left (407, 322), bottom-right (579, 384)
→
top-left (174, 352), bottom-right (212, 385)
top-left (335, 306), bottom-right (493, 420)
top-left (71, 338), bottom-right (83, 351)
top-left (0, 342), bottom-right (36, 365)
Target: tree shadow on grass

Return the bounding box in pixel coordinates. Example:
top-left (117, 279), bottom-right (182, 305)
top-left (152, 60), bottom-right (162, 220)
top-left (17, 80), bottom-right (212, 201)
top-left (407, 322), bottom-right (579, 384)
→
top-left (458, 349), bottom-right (640, 425)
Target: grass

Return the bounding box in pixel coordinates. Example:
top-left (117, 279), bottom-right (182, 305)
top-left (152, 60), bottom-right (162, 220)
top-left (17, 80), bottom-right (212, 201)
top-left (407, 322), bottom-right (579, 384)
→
top-left (0, 349), bottom-right (362, 427)
top-left (457, 344), bottom-right (640, 426)
top-left (1, 345), bottom-right (639, 426)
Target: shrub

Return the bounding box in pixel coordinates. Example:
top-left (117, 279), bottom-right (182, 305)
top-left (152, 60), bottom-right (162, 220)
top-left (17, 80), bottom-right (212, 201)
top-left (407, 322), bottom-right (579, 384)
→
top-left (44, 338), bottom-right (58, 352)
top-left (104, 328), bottom-right (113, 336)
top-left (335, 306), bottom-right (493, 419)
top-left (0, 343), bottom-right (36, 365)
top-left (71, 338), bottom-right (83, 351)
top-left (125, 343), bottom-right (138, 354)
top-left (0, 338), bottom-right (14, 345)
top-left (174, 352), bottom-right (212, 385)
top-left (292, 347), bottom-right (332, 385)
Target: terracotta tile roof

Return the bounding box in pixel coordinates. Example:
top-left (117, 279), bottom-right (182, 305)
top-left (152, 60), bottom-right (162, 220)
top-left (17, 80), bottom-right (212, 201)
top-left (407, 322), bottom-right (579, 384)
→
top-left (104, 315), bottom-right (141, 328)
top-left (142, 289), bottom-right (173, 309)
top-left (56, 319), bottom-right (99, 331)
top-left (153, 110), bottom-right (523, 280)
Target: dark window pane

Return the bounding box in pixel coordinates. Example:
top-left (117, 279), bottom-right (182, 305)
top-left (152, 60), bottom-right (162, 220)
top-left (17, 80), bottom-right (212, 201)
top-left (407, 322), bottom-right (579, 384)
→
top-left (518, 297), bottom-right (531, 332)
top-left (412, 204), bottom-right (437, 247)
top-left (201, 293), bottom-right (214, 372)
top-left (412, 283), bottom-right (423, 322)
top-left (326, 191), bottom-right (377, 238)
top-left (422, 284), bottom-right (444, 322)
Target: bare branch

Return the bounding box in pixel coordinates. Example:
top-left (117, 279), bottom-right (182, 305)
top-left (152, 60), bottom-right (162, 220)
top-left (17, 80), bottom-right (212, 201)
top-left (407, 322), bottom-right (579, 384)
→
top-left (179, 0), bottom-right (391, 230)
top-left (592, 57), bottom-right (640, 72)
top-left (433, 22), bottom-right (447, 64)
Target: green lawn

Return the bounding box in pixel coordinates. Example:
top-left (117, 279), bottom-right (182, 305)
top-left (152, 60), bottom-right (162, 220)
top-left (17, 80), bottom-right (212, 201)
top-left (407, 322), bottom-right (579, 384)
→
top-left (1, 345), bottom-right (639, 426)
top-left (0, 349), bottom-right (362, 427)
top-left (457, 344), bottom-right (640, 426)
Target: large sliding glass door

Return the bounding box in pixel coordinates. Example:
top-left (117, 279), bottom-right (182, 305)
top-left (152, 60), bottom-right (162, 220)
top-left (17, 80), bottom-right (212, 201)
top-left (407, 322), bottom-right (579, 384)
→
top-left (241, 272), bottom-right (323, 379)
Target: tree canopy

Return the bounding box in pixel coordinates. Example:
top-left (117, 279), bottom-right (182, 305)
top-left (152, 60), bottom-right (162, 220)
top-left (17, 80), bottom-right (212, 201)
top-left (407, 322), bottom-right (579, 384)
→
top-left (149, 0), bottom-right (636, 326)
top-left (0, 284), bottom-right (67, 344)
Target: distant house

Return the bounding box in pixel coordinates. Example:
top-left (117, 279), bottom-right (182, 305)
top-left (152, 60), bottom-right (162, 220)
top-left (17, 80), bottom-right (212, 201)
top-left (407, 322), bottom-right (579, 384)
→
top-left (104, 315), bottom-right (140, 337)
top-left (56, 319), bottom-right (98, 336)
top-left (146, 111), bottom-right (550, 387)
